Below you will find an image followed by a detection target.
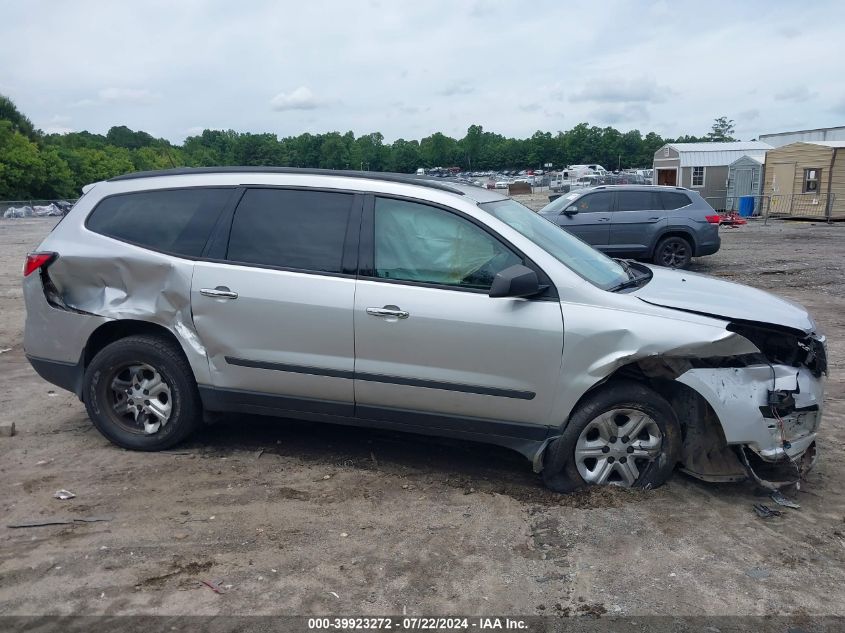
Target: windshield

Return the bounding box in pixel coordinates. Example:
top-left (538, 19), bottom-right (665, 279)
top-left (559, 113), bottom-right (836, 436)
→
top-left (479, 198), bottom-right (628, 290)
top-left (538, 191), bottom-right (583, 215)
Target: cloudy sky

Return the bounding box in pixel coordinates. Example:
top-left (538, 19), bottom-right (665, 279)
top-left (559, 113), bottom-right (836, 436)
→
top-left (2, 0), bottom-right (844, 143)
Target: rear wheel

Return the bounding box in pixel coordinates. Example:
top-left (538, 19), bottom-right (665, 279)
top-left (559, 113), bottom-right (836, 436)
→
top-left (542, 381), bottom-right (681, 493)
top-left (83, 335), bottom-right (201, 450)
top-left (653, 236), bottom-right (692, 268)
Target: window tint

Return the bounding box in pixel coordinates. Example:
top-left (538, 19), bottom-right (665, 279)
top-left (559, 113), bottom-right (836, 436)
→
top-left (227, 189), bottom-right (352, 273)
top-left (374, 198), bottom-right (522, 290)
top-left (87, 188), bottom-right (231, 256)
top-left (615, 191), bottom-right (656, 212)
top-left (575, 192), bottom-right (613, 212)
top-left (660, 192), bottom-right (692, 210)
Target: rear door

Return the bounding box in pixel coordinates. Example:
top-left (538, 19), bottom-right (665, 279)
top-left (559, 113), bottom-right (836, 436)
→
top-left (607, 189), bottom-right (666, 256)
top-left (552, 190), bottom-right (612, 248)
top-left (191, 187), bottom-right (362, 414)
top-left (353, 195), bottom-right (564, 429)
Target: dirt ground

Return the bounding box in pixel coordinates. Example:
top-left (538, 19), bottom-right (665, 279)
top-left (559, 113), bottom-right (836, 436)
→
top-left (1, 215), bottom-right (844, 617)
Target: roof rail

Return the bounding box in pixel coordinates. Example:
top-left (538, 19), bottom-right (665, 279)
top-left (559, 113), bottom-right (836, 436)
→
top-left (107, 166), bottom-right (465, 195)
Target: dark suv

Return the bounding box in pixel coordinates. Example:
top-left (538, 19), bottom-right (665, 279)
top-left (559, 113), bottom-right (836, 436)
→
top-left (539, 185), bottom-right (721, 268)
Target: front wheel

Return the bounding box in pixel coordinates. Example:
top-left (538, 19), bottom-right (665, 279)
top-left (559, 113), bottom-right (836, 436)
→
top-left (653, 236), bottom-right (692, 269)
top-left (83, 335), bottom-right (201, 451)
top-left (542, 381), bottom-right (681, 493)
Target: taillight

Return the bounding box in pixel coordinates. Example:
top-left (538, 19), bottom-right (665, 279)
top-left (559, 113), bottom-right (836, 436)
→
top-left (23, 252), bottom-right (57, 277)
top-left (705, 215), bottom-right (721, 224)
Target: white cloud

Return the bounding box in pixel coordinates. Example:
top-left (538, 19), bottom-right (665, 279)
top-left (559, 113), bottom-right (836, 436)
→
top-left (569, 79), bottom-right (671, 104)
top-left (1, 0), bottom-right (844, 142)
top-left (270, 86), bottom-right (323, 111)
top-left (39, 115), bottom-right (74, 134)
top-left (98, 87), bottom-right (159, 104)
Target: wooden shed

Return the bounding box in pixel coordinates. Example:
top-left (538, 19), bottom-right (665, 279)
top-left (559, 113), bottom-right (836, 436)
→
top-left (762, 141), bottom-right (845, 219)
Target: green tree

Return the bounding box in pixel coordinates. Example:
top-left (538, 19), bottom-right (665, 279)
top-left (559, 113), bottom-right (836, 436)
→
top-left (706, 117), bottom-right (736, 142)
top-left (0, 94), bottom-right (38, 140)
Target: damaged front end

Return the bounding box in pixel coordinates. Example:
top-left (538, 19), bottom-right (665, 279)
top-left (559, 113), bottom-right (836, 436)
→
top-left (675, 320), bottom-right (826, 489)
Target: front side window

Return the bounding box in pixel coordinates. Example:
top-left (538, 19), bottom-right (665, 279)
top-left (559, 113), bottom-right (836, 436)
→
top-left (87, 188), bottom-right (231, 256)
top-left (615, 191), bottom-right (657, 212)
top-left (691, 166), bottom-right (705, 187)
top-left (575, 191), bottom-right (613, 212)
top-left (803, 168), bottom-right (821, 193)
top-left (373, 197), bottom-right (522, 290)
top-left (227, 188), bottom-right (353, 273)
top-left (480, 198), bottom-right (628, 290)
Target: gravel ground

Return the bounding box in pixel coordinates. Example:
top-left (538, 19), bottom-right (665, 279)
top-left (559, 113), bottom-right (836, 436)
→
top-left (0, 216), bottom-right (844, 617)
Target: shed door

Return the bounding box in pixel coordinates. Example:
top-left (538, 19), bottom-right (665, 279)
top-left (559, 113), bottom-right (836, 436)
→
top-left (657, 169), bottom-right (677, 186)
top-left (735, 168), bottom-right (753, 197)
top-left (770, 163), bottom-right (796, 215)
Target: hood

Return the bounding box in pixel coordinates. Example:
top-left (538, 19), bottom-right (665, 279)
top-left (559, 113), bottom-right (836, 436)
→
top-left (633, 265), bottom-right (816, 334)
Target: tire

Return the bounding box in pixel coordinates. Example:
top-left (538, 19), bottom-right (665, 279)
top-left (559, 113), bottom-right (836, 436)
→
top-left (542, 380), bottom-right (681, 493)
top-left (83, 335), bottom-right (201, 451)
top-left (653, 236), bottom-right (692, 269)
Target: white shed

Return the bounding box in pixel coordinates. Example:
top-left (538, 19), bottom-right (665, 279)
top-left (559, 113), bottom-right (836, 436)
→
top-left (726, 154), bottom-right (765, 211)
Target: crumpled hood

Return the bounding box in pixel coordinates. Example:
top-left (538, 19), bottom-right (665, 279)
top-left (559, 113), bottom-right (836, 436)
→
top-left (633, 265), bottom-right (816, 334)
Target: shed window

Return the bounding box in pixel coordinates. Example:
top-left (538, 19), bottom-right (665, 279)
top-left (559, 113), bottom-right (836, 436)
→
top-left (691, 166), bottom-right (705, 187)
top-left (803, 168), bottom-right (821, 193)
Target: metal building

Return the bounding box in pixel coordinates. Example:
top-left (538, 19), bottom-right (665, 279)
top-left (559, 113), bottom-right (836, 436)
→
top-left (759, 125), bottom-right (845, 148)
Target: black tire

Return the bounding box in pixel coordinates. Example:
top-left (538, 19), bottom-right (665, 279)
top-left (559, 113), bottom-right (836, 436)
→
top-left (542, 380), bottom-right (681, 493)
top-left (653, 236), bottom-right (692, 269)
top-left (83, 335), bottom-right (201, 451)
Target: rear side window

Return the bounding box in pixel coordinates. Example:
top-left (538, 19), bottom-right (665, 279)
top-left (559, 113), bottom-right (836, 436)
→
top-left (226, 188), bottom-right (353, 273)
top-left (660, 192), bottom-right (692, 210)
top-left (87, 188), bottom-right (231, 256)
top-left (616, 190), bottom-right (657, 212)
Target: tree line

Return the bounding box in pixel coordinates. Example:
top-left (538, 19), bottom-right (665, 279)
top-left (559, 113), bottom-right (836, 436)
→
top-left (0, 95), bottom-right (736, 200)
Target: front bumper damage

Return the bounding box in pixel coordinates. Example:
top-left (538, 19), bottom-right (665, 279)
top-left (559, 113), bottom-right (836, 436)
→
top-left (677, 362), bottom-right (824, 489)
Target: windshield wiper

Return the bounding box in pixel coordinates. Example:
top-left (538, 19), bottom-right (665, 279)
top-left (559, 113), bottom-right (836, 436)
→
top-left (608, 260), bottom-right (651, 292)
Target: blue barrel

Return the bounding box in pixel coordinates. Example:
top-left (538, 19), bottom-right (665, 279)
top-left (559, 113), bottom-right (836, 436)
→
top-left (738, 196), bottom-right (755, 217)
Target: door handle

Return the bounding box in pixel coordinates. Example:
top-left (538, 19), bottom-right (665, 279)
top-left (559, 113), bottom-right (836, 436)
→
top-left (597, 217), bottom-right (610, 222)
top-left (200, 286), bottom-right (238, 299)
top-left (366, 306), bottom-right (409, 319)
top-left (649, 216), bottom-right (661, 220)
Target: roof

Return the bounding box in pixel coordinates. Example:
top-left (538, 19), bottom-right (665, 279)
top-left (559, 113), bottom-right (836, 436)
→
top-left (660, 142), bottom-right (772, 167)
top-left (108, 166), bottom-right (469, 196)
top-left (804, 141), bottom-right (845, 148)
top-left (760, 125), bottom-right (845, 138)
top-left (729, 154), bottom-right (765, 166)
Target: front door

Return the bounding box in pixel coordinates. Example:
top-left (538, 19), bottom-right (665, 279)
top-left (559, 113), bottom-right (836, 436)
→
top-left (553, 190), bottom-right (613, 249)
top-left (353, 196), bottom-right (564, 429)
top-left (191, 187), bottom-right (361, 414)
top-left (607, 189), bottom-right (667, 256)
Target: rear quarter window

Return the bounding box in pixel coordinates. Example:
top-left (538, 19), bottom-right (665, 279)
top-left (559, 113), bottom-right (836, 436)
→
top-left (86, 188), bottom-right (232, 256)
top-left (660, 192), bottom-right (692, 210)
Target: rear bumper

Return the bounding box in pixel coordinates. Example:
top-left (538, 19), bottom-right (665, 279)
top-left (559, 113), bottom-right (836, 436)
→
top-left (26, 354), bottom-right (84, 399)
top-left (695, 232), bottom-right (721, 256)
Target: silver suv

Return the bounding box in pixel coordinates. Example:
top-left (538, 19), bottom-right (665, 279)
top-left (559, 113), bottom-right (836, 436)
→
top-left (24, 168), bottom-right (825, 492)
top-left (540, 185), bottom-right (721, 269)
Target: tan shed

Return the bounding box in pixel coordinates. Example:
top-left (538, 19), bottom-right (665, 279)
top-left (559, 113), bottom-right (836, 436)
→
top-left (763, 141), bottom-right (845, 219)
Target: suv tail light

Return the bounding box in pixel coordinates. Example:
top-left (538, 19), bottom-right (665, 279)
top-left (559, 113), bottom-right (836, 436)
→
top-left (23, 252), bottom-right (57, 277)
top-left (705, 214), bottom-right (721, 224)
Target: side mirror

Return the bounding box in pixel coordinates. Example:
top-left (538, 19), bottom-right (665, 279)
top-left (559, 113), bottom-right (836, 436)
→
top-left (563, 205), bottom-right (579, 215)
top-left (489, 264), bottom-right (546, 299)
